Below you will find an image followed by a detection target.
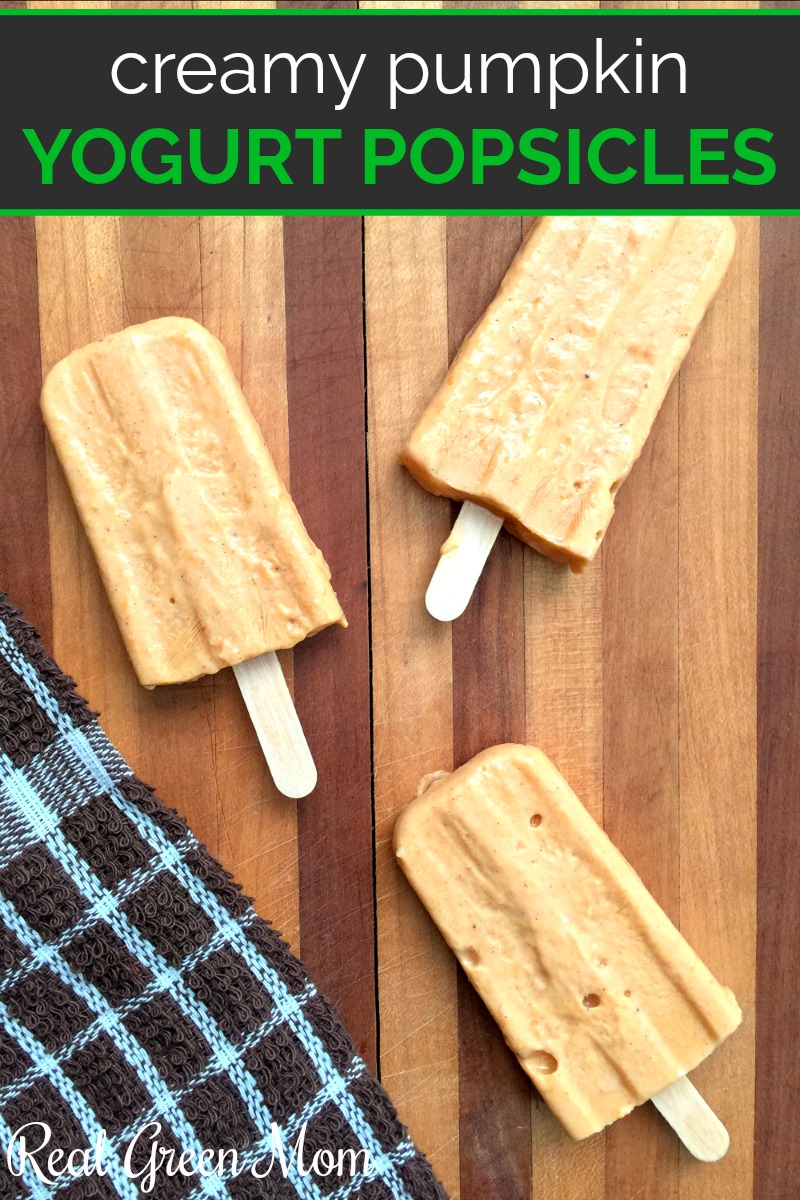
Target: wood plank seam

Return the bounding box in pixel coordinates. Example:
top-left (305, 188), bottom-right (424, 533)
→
top-left (360, 212), bottom-right (385, 1081)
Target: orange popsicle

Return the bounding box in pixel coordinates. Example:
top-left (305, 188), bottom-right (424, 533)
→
top-left (402, 216), bottom-right (735, 573)
top-left (42, 317), bottom-right (345, 688)
top-left (394, 744), bottom-right (741, 1144)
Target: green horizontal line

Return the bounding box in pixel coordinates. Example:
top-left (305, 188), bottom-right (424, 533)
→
top-left (3, 209), bottom-right (795, 216)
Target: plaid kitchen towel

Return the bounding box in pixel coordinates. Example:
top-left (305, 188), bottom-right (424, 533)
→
top-left (0, 594), bottom-right (447, 1200)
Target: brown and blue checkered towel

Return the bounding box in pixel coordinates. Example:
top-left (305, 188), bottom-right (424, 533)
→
top-left (0, 594), bottom-right (446, 1200)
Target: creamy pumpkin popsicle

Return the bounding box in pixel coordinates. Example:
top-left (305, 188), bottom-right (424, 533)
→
top-left (394, 745), bottom-right (741, 1143)
top-left (402, 215), bottom-right (735, 571)
top-left (42, 317), bottom-right (345, 688)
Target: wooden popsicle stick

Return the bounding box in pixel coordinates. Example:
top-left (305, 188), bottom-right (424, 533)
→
top-left (650, 1075), bottom-right (730, 1162)
top-left (425, 501), bottom-right (504, 622)
top-left (233, 651), bottom-right (317, 799)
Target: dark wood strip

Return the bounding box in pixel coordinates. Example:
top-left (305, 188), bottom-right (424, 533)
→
top-left (447, 215), bottom-right (533, 1200)
top-left (0, 217), bottom-right (50, 643)
top-left (755, 217), bottom-right (800, 1200)
top-left (602, 331), bottom-right (681, 1192)
top-left (283, 215), bottom-right (376, 1070)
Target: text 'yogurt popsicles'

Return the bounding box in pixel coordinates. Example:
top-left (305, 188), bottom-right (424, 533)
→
top-left (402, 216), bottom-right (736, 618)
top-left (394, 745), bottom-right (741, 1154)
top-left (42, 316), bottom-right (346, 797)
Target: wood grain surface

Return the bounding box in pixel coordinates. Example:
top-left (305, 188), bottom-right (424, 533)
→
top-left (0, 3), bottom-right (796, 1199)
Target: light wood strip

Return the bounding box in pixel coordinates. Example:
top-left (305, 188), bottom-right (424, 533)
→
top-left (519, 168), bottom-right (607, 1200)
top-left (366, 216), bottom-right (459, 1198)
top-left (195, 1), bottom-right (273, 7)
top-left (601, 1), bottom-right (756, 6)
top-left (360, 1), bottom-right (442, 7)
top-left (525, 443), bottom-right (606, 1193)
top-left (112, 217), bottom-right (221, 871)
top-left (525, 551), bottom-right (605, 1200)
top-left (677, 216), bottom-right (758, 1200)
top-left (602, 258), bottom-right (682, 1197)
top-left (36, 217), bottom-right (142, 762)
top-left (28, 1), bottom-right (193, 6)
top-left (520, 1), bottom-right (598, 8)
top-left (194, 215), bottom-right (300, 950)
top-left (526, 533), bottom-right (606, 1200)
top-left (447, 215), bottom-right (532, 1200)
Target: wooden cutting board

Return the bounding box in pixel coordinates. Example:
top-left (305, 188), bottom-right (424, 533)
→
top-left (1, 5), bottom-right (796, 1200)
